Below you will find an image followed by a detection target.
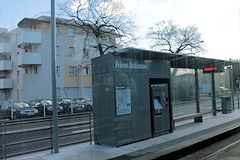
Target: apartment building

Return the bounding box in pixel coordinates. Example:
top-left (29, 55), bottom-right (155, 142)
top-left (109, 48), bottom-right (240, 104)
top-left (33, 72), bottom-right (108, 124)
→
top-left (0, 28), bottom-right (13, 104)
top-left (0, 16), bottom-right (116, 103)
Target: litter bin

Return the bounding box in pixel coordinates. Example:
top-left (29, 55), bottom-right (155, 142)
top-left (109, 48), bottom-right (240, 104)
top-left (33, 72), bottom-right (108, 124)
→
top-left (221, 96), bottom-right (232, 114)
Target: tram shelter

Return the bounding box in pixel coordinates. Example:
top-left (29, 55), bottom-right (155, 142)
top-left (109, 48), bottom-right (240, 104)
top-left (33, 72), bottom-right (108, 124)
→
top-left (92, 48), bottom-right (236, 147)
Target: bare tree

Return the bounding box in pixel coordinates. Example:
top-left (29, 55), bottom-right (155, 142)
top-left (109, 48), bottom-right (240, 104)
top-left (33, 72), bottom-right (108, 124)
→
top-left (58, 0), bottom-right (136, 56)
top-left (147, 21), bottom-right (204, 55)
top-left (147, 21), bottom-right (205, 95)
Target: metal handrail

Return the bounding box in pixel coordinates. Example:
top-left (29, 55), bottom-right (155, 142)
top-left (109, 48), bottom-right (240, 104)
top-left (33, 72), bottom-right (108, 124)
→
top-left (0, 112), bottom-right (93, 158)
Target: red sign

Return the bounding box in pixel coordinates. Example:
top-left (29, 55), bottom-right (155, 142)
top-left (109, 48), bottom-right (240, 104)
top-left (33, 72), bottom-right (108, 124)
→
top-left (203, 66), bottom-right (224, 73)
top-left (203, 67), bottom-right (218, 72)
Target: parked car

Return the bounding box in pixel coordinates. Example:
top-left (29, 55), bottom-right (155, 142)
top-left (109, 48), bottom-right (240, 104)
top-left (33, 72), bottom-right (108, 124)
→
top-left (29, 99), bottom-right (63, 115)
top-left (58, 98), bottom-right (85, 113)
top-left (1, 101), bottom-right (39, 119)
top-left (76, 98), bottom-right (93, 111)
top-left (73, 98), bottom-right (93, 111)
top-left (71, 100), bottom-right (85, 112)
top-left (57, 98), bottom-right (72, 113)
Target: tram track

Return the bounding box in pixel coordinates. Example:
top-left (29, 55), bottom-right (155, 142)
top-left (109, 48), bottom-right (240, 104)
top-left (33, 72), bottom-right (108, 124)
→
top-left (180, 128), bottom-right (240, 160)
top-left (200, 138), bottom-right (240, 160)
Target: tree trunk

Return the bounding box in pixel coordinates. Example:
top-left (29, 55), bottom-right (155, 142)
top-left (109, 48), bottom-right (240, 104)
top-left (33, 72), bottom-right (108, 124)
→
top-left (98, 43), bottom-right (104, 56)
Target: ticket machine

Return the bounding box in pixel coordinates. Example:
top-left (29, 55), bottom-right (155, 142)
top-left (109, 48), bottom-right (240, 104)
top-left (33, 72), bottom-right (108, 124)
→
top-left (150, 82), bottom-right (170, 137)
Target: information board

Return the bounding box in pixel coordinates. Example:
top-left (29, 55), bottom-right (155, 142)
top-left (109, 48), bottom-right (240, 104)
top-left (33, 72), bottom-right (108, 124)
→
top-left (115, 86), bottom-right (131, 116)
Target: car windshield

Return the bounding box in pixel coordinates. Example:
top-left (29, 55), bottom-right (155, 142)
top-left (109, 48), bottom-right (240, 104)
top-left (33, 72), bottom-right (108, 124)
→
top-left (62, 99), bottom-right (71, 103)
top-left (14, 103), bottom-right (27, 109)
top-left (18, 102), bottom-right (31, 108)
top-left (41, 100), bottom-right (52, 105)
top-left (74, 99), bottom-right (85, 104)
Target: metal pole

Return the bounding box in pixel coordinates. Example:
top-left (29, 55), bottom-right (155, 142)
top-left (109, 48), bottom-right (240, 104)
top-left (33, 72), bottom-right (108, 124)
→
top-left (11, 103), bottom-right (13, 120)
top-left (195, 69), bottom-right (200, 113)
top-left (70, 99), bottom-right (73, 114)
top-left (51, 0), bottom-right (59, 153)
top-left (43, 102), bottom-right (46, 117)
top-left (238, 89), bottom-right (240, 109)
top-left (1, 121), bottom-right (6, 159)
top-left (89, 113), bottom-right (92, 145)
top-left (211, 73), bottom-right (217, 116)
top-left (229, 65), bottom-right (235, 111)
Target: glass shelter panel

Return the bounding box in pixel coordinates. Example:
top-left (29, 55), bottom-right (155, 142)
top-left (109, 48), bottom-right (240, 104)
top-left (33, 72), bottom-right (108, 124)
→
top-left (171, 68), bottom-right (197, 118)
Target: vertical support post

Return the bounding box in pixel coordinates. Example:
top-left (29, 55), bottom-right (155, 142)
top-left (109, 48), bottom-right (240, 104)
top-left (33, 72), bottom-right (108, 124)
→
top-left (70, 99), bottom-right (73, 114)
top-left (1, 121), bottom-right (6, 160)
top-left (229, 65), bottom-right (235, 111)
top-left (51, 0), bottom-right (59, 153)
top-left (195, 69), bottom-right (200, 113)
top-left (50, 117), bottom-right (53, 153)
top-left (11, 104), bottom-right (13, 120)
top-left (0, 121), bottom-right (2, 159)
top-left (211, 73), bottom-right (217, 116)
top-left (238, 91), bottom-right (240, 109)
top-left (43, 103), bottom-right (46, 117)
top-left (89, 113), bottom-right (92, 145)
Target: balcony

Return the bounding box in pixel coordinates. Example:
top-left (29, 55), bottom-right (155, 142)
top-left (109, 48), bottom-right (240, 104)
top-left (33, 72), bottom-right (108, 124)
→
top-left (0, 78), bottom-right (13, 89)
top-left (17, 31), bottom-right (42, 48)
top-left (0, 60), bottom-right (13, 71)
top-left (18, 52), bottom-right (42, 67)
top-left (0, 43), bottom-right (12, 55)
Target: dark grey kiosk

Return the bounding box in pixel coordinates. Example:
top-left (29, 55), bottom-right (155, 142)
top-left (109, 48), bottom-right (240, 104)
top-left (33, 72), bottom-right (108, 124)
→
top-left (92, 49), bottom-right (173, 147)
top-left (92, 48), bottom-right (236, 147)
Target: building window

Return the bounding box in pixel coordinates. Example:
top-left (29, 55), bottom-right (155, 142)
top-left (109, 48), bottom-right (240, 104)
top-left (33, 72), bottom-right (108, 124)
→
top-left (83, 48), bottom-right (89, 57)
top-left (84, 67), bottom-right (90, 75)
top-left (68, 28), bottom-right (75, 36)
top-left (34, 67), bottom-right (38, 74)
top-left (56, 66), bottom-right (60, 76)
top-left (56, 46), bottom-right (60, 56)
top-left (30, 25), bottom-right (37, 31)
top-left (68, 47), bottom-right (75, 56)
top-left (69, 66), bottom-right (77, 75)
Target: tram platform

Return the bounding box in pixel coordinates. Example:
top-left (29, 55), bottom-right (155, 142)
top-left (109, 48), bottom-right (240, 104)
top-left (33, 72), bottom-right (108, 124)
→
top-left (9, 109), bottom-right (240, 160)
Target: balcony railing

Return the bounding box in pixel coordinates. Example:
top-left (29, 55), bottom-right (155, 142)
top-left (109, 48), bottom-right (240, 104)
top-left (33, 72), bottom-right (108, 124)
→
top-left (18, 52), bottom-right (42, 67)
top-left (0, 78), bottom-right (13, 89)
top-left (17, 31), bottom-right (42, 49)
top-left (0, 60), bottom-right (13, 71)
top-left (0, 43), bottom-right (12, 55)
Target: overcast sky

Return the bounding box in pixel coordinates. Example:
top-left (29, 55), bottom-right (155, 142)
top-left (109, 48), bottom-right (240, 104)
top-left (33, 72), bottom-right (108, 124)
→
top-left (0, 0), bottom-right (239, 60)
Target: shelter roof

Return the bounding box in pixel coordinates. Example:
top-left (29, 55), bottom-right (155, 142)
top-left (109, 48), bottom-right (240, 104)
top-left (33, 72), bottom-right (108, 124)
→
top-left (114, 48), bottom-right (237, 69)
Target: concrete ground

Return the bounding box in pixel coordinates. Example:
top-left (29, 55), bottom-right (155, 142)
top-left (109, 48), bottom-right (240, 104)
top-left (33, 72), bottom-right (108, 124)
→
top-left (8, 109), bottom-right (240, 160)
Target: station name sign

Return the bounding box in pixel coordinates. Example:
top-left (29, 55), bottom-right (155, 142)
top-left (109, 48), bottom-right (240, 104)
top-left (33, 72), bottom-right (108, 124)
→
top-left (115, 60), bottom-right (147, 70)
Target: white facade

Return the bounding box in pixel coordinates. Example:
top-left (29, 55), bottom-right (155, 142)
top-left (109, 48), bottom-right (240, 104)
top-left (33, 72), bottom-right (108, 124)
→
top-left (0, 29), bottom-right (13, 104)
top-left (0, 43), bottom-right (13, 54)
top-left (0, 16), bottom-right (116, 103)
top-left (0, 60), bottom-right (12, 71)
top-left (0, 79), bottom-right (13, 89)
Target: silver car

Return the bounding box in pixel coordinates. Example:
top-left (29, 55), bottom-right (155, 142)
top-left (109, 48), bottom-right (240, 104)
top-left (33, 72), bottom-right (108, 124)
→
top-left (1, 101), bottom-right (39, 119)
